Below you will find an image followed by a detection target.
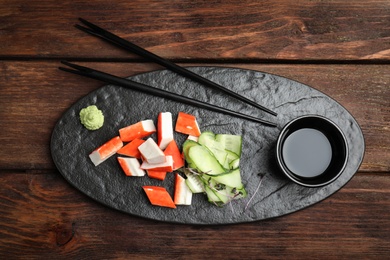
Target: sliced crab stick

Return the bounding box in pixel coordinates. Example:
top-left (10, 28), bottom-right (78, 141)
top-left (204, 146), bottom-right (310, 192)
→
top-left (147, 170), bottom-right (167, 181)
top-left (143, 186), bottom-right (176, 208)
top-left (187, 135), bottom-right (199, 142)
top-left (141, 156), bottom-right (173, 172)
top-left (175, 112), bottom-right (201, 137)
top-left (157, 112), bottom-right (174, 150)
top-left (174, 173), bottom-right (192, 205)
top-left (117, 138), bottom-right (145, 158)
top-left (119, 119), bottom-right (156, 142)
top-left (138, 137), bottom-right (166, 164)
top-left (117, 157), bottom-right (146, 177)
top-left (163, 140), bottom-right (184, 170)
top-left (89, 136), bottom-right (123, 166)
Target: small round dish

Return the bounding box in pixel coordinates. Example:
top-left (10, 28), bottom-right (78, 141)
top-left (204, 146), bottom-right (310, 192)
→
top-left (276, 115), bottom-right (348, 188)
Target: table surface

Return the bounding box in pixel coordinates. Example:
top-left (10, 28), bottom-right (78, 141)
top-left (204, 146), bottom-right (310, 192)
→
top-left (1, 0), bottom-right (389, 258)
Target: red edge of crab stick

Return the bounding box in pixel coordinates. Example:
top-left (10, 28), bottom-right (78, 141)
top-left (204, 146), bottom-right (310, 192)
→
top-left (163, 140), bottom-right (184, 170)
top-left (89, 136), bottom-right (123, 166)
top-left (119, 119), bottom-right (156, 142)
top-left (175, 112), bottom-right (201, 137)
top-left (157, 112), bottom-right (174, 150)
top-left (147, 170), bottom-right (167, 181)
top-left (138, 138), bottom-right (165, 164)
top-left (141, 156), bottom-right (173, 172)
top-left (174, 173), bottom-right (193, 205)
top-left (117, 157), bottom-right (146, 177)
top-left (117, 138), bottom-right (145, 158)
top-left (143, 186), bottom-right (176, 208)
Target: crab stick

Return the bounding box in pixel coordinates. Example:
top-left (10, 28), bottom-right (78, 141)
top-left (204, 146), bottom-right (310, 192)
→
top-left (187, 135), bottom-right (199, 142)
top-left (157, 112), bottom-right (174, 150)
top-left (119, 119), bottom-right (156, 142)
top-left (163, 140), bottom-right (184, 170)
top-left (138, 138), bottom-right (166, 164)
top-left (147, 170), bottom-right (167, 181)
top-left (174, 173), bottom-right (192, 205)
top-left (143, 186), bottom-right (176, 208)
top-left (89, 136), bottom-right (123, 166)
top-left (141, 156), bottom-right (173, 172)
top-left (175, 112), bottom-right (201, 137)
top-left (117, 157), bottom-right (146, 177)
top-left (117, 138), bottom-right (145, 158)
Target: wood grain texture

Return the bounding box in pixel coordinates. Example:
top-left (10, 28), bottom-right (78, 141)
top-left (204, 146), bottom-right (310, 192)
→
top-left (1, 61), bottom-right (388, 172)
top-left (1, 0), bottom-right (390, 60)
top-left (0, 171), bottom-right (388, 259)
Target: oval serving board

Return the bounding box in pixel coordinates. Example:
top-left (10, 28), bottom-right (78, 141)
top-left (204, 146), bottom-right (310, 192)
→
top-left (51, 67), bottom-right (364, 225)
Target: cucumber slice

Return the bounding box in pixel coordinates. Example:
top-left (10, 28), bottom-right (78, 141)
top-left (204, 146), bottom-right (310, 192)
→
top-left (198, 131), bottom-right (230, 169)
top-left (210, 183), bottom-right (232, 204)
top-left (235, 186), bottom-right (248, 198)
top-left (225, 150), bottom-right (239, 165)
top-left (204, 185), bottom-right (223, 206)
top-left (215, 185), bottom-right (239, 203)
top-left (208, 182), bottom-right (245, 204)
top-left (184, 172), bottom-right (204, 193)
top-left (188, 145), bottom-right (225, 175)
top-left (229, 158), bottom-right (240, 169)
top-left (208, 147), bottom-right (229, 169)
top-left (215, 134), bottom-right (242, 156)
top-left (182, 139), bottom-right (201, 168)
top-left (198, 131), bottom-right (218, 147)
top-left (209, 168), bottom-right (243, 188)
top-left (183, 131), bottom-right (247, 207)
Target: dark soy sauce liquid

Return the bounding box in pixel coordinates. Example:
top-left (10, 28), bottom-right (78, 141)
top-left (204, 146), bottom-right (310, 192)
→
top-left (282, 128), bottom-right (332, 178)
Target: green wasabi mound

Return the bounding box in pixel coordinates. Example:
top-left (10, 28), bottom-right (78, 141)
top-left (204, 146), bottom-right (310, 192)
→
top-left (79, 105), bottom-right (104, 130)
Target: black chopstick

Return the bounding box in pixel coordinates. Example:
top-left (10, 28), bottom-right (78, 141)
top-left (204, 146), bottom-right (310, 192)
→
top-left (75, 18), bottom-right (277, 117)
top-left (59, 61), bottom-right (276, 127)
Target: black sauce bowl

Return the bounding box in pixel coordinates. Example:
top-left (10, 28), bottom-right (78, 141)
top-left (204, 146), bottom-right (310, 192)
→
top-left (276, 115), bottom-right (348, 188)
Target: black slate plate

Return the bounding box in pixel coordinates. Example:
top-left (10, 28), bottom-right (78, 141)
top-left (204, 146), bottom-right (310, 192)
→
top-left (51, 67), bottom-right (365, 225)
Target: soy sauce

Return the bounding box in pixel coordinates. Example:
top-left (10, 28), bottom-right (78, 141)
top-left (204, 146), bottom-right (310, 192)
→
top-left (282, 128), bottom-right (332, 178)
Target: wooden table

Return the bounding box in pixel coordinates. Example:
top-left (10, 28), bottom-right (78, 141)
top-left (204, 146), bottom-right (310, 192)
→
top-left (1, 1), bottom-right (389, 258)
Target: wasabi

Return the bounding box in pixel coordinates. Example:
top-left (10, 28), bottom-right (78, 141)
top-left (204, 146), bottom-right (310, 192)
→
top-left (79, 105), bottom-right (104, 130)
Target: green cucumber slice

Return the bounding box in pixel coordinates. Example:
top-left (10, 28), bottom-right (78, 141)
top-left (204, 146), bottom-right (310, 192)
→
top-left (208, 183), bottom-right (246, 204)
top-left (198, 131), bottom-right (231, 169)
top-left (225, 150), bottom-right (239, 166)
top-left (182, 139), bottom-right (201, 168)
top-left (198, 131), bottom-right (217, 147)
top-left (208, 147), bottom-right (229, 169)
top-left (209, 168), bottom-right (243, 188)
top-left (182, 131), bottom-right (247, 207)
top-left (229, 158), bottom-right (240, 169)
top-left (184, 172), bottom-right (204, 193)
top-left (235, 186), bottom-right (248, 198)
top-left (210, 183), bottom-right (232, 204)
top-left (215, 134), bottom-right (242, 156)
top-left (187, 145), bottom-right (225, 175)
top-left (204, 185), bottom-right (223, 205)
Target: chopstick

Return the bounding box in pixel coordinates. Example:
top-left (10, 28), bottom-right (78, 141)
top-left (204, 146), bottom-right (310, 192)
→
top-left (75, 18), bottom-right (277, 117)
top-left (59, 61), bottom-right (277, 127)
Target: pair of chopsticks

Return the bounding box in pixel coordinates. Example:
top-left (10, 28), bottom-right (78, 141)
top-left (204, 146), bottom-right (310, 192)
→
top-left (59, 18), bottom-right (277, 127)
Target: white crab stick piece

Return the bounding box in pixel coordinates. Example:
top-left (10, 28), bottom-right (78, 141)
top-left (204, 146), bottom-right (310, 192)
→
top-left (119, 119), bottom-right (156, 142)
top-left (174, 173), bottom-right (192, 205)
top-left (138, 137), bottom-right (166, 164)
top-left (117, 157), bottom-right (146, 177)
top-left (157, 112), bottom-right (174, 150)
top-left (187, 135), bottom-right (199, 142)
top-left (140, 155), bottom-right (173, 172)
top-left (89, 136), bottom-right (123, 166)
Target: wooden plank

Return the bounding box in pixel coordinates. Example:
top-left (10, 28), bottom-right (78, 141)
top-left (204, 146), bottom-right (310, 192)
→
top-left (1, 0), bottom-right (390, 60)
top-left (0, 171), bottom-right (388, 258)
top-left (0, 61), bottom-right (389, 171)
